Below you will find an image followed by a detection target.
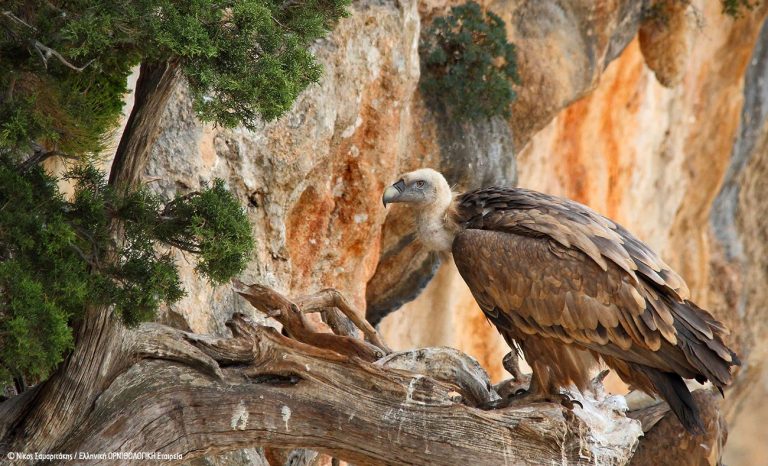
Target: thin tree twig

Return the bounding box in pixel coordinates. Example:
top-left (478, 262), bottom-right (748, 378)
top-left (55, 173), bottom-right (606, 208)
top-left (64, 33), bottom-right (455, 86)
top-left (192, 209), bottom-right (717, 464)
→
top-left (295, 289), bottom-right (391, 354)
top-left (18, 147), bottom-right (78, 172)
top-left (2, 11), bottom-right (95, 72)
top-left (32, 40), bottom-right (95, 72)
top-left (2, 11), bottom-right (35, 30)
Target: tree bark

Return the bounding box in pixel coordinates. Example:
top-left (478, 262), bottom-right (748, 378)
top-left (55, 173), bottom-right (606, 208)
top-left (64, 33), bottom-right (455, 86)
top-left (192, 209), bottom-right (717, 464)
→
top-left (108, 60), bottom-right (180, 193)
top-left (0, 303), bottom-right (125, 453)
top-left (0, 285), bottom-right (644, 465)
top-left (0, 59), bottom-right (180, 455)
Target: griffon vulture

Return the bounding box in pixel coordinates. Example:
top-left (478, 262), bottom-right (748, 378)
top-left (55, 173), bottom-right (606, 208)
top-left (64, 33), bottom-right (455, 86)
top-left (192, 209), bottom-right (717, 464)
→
top-left (382, 168), bottom-right (739, 433)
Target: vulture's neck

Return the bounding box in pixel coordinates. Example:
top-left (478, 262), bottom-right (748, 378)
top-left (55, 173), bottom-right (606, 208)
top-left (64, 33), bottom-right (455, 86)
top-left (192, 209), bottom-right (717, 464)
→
top-left (416, 191), bottom-right (457, 253)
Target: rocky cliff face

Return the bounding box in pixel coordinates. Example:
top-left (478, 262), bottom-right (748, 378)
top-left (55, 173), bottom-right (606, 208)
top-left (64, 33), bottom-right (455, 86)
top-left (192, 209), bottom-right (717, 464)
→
top-left (143, 1), bottom-right (768, 464)
top-left (146, 0), bottom-right (422, 335)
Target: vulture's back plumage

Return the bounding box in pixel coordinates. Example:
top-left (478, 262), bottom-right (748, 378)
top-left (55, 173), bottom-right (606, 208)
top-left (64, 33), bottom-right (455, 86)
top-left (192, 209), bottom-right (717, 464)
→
top-left (450, 187), bottom-right (739, 433)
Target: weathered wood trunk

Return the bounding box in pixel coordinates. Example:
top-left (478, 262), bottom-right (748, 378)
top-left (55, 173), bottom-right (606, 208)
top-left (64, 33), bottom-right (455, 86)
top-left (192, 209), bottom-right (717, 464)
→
top-left (0, 285), bottom-right (643, 465)
top-left (1, 59), bottom-right (179, 455)
top-left (1, 282), bottom-right (728, 465)
top-left (108, 60), bottom-right (180, 192)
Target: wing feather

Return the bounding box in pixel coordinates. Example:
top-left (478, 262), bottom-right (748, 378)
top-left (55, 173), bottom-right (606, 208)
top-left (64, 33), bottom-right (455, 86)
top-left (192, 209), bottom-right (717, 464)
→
top-left (451, 187), bottom-right (737, 391)
top-left (454, 187), bottom-right (688, 299)
top-left (452, 226), bottom-right (736, 389)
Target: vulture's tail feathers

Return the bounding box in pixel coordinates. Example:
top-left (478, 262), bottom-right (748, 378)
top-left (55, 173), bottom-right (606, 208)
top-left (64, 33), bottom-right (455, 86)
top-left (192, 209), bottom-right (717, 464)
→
top-left (637, 365), bottom-right (705, 435)
top-left (670, 299), bottom-right (740, 390)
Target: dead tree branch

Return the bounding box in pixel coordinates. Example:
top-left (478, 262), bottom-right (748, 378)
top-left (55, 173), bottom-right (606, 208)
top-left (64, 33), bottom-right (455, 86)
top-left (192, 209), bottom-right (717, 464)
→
top-left (295, 288), bottom-right (392, 354)
top-left (2, 11), bottom-right (95, 72)
top-left (1, 284), bottom-right (726, 465)
top-left (233, 280), bottom-right (385, 361)
top-left (52, 312), bottom-right (640, 465)
top-left (32, 40), bottom-right (95, 72)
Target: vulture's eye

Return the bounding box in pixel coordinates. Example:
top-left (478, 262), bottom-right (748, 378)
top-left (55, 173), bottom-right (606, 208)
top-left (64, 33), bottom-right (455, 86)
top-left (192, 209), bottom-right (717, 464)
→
top-left (415, 180), bottom-right (425, 188)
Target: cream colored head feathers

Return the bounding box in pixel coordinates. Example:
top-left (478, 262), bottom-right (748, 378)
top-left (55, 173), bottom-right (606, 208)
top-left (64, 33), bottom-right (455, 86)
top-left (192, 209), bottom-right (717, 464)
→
top-left (382, 168), bottom-right (456, 252)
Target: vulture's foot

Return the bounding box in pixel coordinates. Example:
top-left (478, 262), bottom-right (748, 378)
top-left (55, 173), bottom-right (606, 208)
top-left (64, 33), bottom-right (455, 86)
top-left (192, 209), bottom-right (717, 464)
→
top-left (556, 392), bottom-right (583, 410)
top-left (480, 389), bottom-right (583, 411)
top-left (479, 387), bottom-right (531, 410)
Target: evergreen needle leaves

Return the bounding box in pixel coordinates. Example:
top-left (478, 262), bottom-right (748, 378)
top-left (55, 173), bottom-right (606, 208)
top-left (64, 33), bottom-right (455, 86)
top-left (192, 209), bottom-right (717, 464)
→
top-left (419, 1), bottom-right (520, 121)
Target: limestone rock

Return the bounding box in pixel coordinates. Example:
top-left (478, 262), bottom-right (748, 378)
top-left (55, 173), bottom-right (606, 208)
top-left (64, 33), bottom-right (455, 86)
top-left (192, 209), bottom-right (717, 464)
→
top-left (639, 0), bottom-right (693, 87)
top-left (146, 0), bottom-right (421, 335)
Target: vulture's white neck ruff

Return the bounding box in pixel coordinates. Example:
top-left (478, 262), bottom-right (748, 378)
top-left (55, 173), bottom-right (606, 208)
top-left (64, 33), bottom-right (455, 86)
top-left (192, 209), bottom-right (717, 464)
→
top-left (415, 177), bottom-right (456, 253)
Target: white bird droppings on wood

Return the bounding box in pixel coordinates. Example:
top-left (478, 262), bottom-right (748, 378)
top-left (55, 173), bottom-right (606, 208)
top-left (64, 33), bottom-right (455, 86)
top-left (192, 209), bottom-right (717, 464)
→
top-left (569, 390), bottom-right (643, 466)
top-left (405, 375), bottom-right (424, 405)
top-left (231, 400), bottom-right (248, 431)
top-left (282, 405), bottom-right (292, 431)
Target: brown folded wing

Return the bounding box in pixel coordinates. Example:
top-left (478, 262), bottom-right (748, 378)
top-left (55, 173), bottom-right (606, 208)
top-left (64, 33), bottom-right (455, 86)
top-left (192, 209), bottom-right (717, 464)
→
top-left (451, 187), bottom-right (736, 390)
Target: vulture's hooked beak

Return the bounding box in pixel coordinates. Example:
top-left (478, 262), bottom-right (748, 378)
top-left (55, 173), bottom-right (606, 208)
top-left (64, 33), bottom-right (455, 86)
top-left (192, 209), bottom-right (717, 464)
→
top-left (382, 179), bottom-right (406, 207)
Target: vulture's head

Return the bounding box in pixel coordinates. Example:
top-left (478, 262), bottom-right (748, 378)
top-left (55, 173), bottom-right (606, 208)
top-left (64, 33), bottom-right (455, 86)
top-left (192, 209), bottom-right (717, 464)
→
top-left (382, 168), bottom-right (451, 208)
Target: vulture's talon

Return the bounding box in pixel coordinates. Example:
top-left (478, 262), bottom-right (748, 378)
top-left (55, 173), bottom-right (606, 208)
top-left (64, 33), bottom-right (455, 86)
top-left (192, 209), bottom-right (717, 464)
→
top-left (557, 394), bottom-right (583, 410)
top-left (502, 351), bottom-right (522, 380)
top-left (479, 387), bottom-right (530, 410)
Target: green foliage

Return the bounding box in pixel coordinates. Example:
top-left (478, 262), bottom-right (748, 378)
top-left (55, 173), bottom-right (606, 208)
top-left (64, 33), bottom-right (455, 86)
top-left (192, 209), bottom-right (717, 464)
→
top-left (184, 0), bottom-right (348, 126)
top-left (721, 0), bottom-right (758, 17)
top-left (0, 159), bottom-right (253, 384)
top-left (0, 0), bottom-right (350, 160)
top-left (0, 165), bottom-right (78, 384)
top-left (419, 1), bottom-right (520, 121)
top-left (0, 0), bottom-right (346, 388)
top-left (150, 180), bottom-right (254, 284)
top-left (0, 265), bottom-right (75, 385)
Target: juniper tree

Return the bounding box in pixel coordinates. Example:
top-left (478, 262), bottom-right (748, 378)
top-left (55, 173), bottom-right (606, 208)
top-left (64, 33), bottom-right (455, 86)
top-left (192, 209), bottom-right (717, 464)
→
top-left (419, 1), bottom-right (520, 121)
top-left (721, 0), bottom-right (759, 17)
top-left (0, 0), bottom-right (348, 389)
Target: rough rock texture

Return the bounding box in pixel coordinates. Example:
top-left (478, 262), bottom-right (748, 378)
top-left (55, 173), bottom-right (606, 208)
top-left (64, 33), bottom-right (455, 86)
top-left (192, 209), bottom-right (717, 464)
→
top-left (712, 11), bottom-right (768, 464)
top-left (139, 0), bottom-right (768, 464)
top-left (638, 0), bottom-right (693, 87)
top-left (146, 0), bottom-right (421, 335)
top-left (500, 0), bottom-right (645, 145)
